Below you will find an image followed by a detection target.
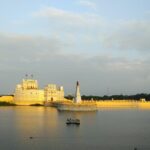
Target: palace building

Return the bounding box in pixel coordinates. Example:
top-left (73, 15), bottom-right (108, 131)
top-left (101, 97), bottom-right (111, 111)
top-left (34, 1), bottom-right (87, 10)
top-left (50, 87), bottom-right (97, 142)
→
top-left (13, 77), bottom-right (65, 105)
top-left (14, 79), bottom-right (44, 105)
top-left (44, 84), bottom-right (64, 102)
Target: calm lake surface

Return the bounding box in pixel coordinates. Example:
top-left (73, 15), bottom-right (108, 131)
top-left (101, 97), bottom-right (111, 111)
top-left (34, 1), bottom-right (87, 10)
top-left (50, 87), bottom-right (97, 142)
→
top-left (0, 107), bottom-right (150, 150)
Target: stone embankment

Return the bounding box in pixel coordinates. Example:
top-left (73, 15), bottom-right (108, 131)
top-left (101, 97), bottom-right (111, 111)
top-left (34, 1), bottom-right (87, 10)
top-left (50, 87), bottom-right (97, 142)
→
top-left (46, 99), bottom-right (150, 109)
top-left (96, 100), bottom-right (150, 109)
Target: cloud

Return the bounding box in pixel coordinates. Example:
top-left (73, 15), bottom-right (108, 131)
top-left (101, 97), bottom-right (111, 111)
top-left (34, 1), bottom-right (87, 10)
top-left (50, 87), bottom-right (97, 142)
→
top-left (1, 2), bottom-right (150, 95)
top-left (0, 32), bottom-right (150, 95)
top-left (79, 0), bottom-right (97, 10)
top-left (102, 20), bottom-right (150, 52)
top-left (32, 6), bottom-right (102, 27)
top-left (0, 33), bottom-right (65, 63)
top-left (32, 6), bottom-right (150, 54)
top-left (87, 54), bottom-right (144, 72)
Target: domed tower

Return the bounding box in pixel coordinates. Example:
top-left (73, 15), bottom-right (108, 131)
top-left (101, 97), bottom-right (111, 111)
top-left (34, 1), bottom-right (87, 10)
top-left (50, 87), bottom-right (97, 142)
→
top-left (74, 81), bottom-right (82, 103)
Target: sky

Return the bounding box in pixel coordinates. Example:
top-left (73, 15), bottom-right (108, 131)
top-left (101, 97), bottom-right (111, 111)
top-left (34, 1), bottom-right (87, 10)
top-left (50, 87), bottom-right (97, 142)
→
top-left (0, 0), bottom-right (150, 96)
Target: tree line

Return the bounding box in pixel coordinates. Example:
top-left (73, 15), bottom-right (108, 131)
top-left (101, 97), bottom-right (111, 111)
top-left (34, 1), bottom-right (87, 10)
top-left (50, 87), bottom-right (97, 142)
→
top-left (65, 93), bottom-right (150, 101)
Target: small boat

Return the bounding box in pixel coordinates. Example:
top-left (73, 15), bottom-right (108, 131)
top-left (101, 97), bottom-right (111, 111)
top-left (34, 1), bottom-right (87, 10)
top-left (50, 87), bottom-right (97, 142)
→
top-left (66, 118), bottom-right (80, 125)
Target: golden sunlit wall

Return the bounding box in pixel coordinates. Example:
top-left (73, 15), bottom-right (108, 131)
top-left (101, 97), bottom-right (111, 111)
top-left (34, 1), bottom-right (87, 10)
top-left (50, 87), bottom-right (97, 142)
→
top-left (44, 84), bottom-right (64, 102)
top-left (0, 96), bottom-right (14, 102)
top-left (14, 79), bottom-right (45, 105)
top-left (13, 79), bottom-right (65, 105)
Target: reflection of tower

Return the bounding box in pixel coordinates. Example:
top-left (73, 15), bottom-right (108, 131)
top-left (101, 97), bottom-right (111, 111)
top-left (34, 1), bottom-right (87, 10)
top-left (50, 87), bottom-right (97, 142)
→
top-left (74, 81), bottom-right (82, 103)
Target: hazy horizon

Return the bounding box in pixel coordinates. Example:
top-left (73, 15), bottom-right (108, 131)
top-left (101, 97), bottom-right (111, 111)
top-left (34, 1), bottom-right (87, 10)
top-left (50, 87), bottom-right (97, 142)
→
top-left (0, 0), bottom-right (150, 95)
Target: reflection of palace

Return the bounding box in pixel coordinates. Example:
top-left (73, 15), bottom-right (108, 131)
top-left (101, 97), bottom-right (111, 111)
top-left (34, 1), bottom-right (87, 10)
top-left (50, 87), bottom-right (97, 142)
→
top-left (14, 107), bottom-right (59, 138)
top-left (13, 78), bottom-right (65, 105)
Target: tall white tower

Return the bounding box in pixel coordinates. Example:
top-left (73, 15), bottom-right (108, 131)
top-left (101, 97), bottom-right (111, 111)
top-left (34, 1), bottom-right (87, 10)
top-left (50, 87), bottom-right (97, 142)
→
top-left (74, 81), bottom-right (82, 103)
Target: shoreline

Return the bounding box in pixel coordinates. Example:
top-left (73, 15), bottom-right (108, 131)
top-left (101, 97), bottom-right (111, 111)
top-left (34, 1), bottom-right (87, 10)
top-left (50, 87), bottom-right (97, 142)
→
top-left (45, 100), bottom-right (150, 110)
top-left (1, 100), bottom-right (150, 109)
top-left (0, 101), bottom-right (16, 106)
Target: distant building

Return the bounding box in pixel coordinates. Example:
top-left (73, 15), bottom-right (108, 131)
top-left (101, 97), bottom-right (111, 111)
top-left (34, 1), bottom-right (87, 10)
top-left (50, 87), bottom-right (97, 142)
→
top-left (44, 84), bottom-right (64, 102)
top-left (14, 79), bottom-right (44, 105)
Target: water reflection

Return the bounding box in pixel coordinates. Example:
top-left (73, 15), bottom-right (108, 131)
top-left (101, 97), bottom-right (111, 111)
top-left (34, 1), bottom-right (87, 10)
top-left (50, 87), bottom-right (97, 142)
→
top-left (58, 110), bottom-right (97, 119)
top-left (0, 107), bottom-right (150, 150)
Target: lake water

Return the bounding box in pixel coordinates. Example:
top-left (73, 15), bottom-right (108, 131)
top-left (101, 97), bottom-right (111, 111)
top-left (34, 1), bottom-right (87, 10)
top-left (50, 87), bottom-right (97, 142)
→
top-left (0, 106), bottom-right (150, 150)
